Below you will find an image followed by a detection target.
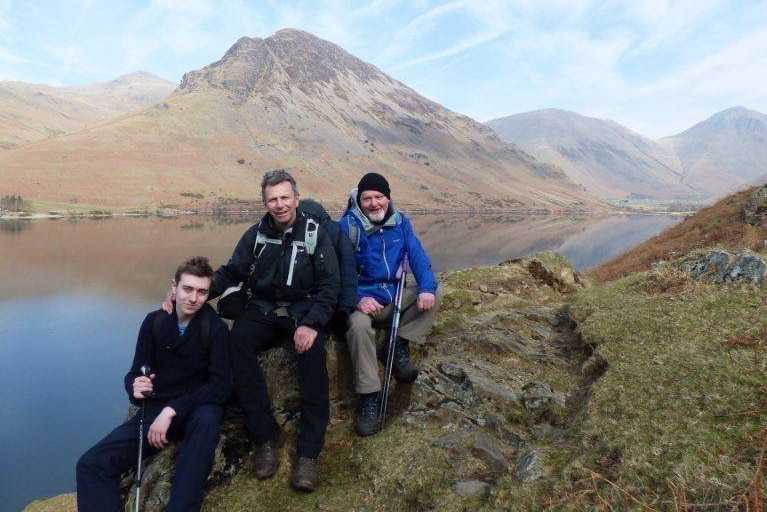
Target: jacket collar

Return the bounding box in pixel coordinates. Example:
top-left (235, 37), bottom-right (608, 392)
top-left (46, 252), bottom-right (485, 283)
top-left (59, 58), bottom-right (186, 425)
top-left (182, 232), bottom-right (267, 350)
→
top-left (260, 210), bottom-right (307, 238)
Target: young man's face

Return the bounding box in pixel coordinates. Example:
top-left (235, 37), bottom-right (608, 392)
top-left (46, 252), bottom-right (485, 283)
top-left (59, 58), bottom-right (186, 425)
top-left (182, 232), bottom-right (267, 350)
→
top-left (359, 190), bottom-right (390, 222)
top-left (173, 273), bottom-right (211, 319)
top-left (264, 181), bottom-right (299, 230)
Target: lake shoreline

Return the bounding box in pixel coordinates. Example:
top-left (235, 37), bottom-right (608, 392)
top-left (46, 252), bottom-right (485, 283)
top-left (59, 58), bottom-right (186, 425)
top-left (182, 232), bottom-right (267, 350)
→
top-left (0, 206), bottom-right (694, 221)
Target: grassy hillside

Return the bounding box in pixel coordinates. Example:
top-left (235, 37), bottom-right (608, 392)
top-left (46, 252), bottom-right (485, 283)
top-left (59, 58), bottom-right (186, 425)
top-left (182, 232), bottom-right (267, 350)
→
top-left (560, 268), bottom-right (767, 510)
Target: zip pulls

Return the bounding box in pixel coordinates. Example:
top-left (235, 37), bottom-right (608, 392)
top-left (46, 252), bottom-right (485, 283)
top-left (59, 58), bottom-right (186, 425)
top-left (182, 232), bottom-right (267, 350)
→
top-left (381, 229), bottom-right (390, 281)
top-left (286, 242), bottom-right (299, 287)
top-left (380, 229), bottom-right (394, 302)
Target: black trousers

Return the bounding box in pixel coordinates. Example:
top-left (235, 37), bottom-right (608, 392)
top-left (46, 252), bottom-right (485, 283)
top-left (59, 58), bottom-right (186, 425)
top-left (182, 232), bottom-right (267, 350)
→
top-left (229, 305), bottom-right (329, 458)
top-left (76, 403), bottom-right (223, 512)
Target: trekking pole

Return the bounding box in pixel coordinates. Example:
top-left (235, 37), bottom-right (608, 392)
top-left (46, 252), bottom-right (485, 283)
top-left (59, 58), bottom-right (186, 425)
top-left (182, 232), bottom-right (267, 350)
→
top-left (134, 364), bottom-right (151, 512)
top-left (379, 254), bottom-right (408, 429)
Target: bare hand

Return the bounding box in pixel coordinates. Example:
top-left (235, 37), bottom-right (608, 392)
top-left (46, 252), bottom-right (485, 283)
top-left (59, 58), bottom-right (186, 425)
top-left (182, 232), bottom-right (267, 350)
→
top-left (148, 407), bottom-right (176, 449)
top-left (161, 280), bottom-right (175, 314)
top-left (133, 374), bottom-right (155, 399)
top-left (417, 292), bottom-right (436, 312)
top-left (356, 296), bottom-right (384, 315)
top-left (294, 326), bottom-right (318, 354)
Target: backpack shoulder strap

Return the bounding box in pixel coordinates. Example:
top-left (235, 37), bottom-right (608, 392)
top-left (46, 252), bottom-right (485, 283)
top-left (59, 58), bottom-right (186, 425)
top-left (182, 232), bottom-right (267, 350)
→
top-left (201, 312), bottom-right (211, 352)
top-left (304, 217), bottom-right (319, 255)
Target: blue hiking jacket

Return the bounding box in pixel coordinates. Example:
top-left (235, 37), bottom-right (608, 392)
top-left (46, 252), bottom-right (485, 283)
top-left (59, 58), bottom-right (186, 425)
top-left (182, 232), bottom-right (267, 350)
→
top-left (339, 187), bottom-right (438, 306)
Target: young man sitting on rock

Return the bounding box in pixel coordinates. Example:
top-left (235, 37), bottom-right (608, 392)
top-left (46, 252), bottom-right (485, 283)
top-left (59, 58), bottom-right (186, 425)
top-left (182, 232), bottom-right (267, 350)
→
top-left (339, 172), bottom-right (442, 436)
top-left (76, 256), bottom-right (232, 512)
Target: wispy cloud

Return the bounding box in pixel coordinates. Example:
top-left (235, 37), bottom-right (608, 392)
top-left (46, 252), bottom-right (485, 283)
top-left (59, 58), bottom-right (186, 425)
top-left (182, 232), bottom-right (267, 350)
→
top-left (121, 0), bottom-right (216, 72)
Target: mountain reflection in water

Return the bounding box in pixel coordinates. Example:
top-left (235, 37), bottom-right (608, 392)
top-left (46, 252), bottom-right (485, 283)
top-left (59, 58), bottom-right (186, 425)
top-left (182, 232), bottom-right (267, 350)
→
top-left (0, 213), bottom-right (680, 301)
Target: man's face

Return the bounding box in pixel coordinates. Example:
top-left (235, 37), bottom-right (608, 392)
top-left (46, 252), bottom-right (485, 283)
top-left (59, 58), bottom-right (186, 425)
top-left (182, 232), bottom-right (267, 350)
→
top-left (359, 190), bottom-right (390, 222)
top-left (264, 181), bottom-right (299, 230)
top-left (173, 273), bottom-right (211, 318)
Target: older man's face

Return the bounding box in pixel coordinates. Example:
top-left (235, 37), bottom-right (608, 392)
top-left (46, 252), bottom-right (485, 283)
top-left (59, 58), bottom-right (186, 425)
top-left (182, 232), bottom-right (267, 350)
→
top-left (359, 190), bottom-right (390, 222)
top-left (264, 181), bottom-right (299, 230)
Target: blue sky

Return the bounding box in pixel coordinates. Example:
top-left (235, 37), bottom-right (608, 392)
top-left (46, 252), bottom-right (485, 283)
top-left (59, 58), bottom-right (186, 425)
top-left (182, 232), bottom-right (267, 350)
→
top-left (1, 0), bottom-right (765, 138)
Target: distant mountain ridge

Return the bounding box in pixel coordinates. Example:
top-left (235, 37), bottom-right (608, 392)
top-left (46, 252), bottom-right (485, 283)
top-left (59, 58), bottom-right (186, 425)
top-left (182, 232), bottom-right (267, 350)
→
top-left (0, 29), bottom-right (599, 211)
top-left (662, 107), bottom-right (767, 194)
top-left (0, 72), bottom-right (175, 150)
top-left (487, 106), bottom-right (767, 200)
top-left (486, 109), bottom-right (691, 200)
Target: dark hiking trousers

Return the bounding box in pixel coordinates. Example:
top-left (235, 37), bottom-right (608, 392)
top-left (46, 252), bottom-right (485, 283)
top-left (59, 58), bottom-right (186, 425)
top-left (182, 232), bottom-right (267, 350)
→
top-left (76, 403), bottom-right (222, 512)
top-left (229, 305), bottom-right (329, 458)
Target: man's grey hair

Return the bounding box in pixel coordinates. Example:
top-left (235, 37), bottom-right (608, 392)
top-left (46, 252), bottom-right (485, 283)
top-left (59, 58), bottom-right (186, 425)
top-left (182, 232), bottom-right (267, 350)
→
top-left (261, 169), bottom-right (299, 202)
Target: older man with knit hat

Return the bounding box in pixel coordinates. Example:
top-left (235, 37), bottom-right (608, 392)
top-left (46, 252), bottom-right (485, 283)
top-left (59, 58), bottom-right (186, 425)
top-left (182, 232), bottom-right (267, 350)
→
top-left (339, 172), bottom-right (441, 436)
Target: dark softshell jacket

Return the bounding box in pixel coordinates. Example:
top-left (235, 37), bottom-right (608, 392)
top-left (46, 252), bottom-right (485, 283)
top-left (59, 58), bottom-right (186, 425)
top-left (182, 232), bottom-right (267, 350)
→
top-left (212, 211), bottom-right (340, 328)
top-left (123, 303), bottom-right (232, 421)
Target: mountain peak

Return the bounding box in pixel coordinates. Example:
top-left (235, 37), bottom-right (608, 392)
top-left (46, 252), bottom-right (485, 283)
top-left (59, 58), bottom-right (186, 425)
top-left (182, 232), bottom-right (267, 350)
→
top-left (177, 29), bottom-right (383, 100)
top-left (672, 106), bottom-right (767, 139)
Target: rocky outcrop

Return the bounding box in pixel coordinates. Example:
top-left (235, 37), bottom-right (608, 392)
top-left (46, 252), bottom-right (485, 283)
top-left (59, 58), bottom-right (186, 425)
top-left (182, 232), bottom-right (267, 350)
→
top-left (510, 251), bottom-right (585, 293)
top-left (683, 249), bottom-right (767, 284)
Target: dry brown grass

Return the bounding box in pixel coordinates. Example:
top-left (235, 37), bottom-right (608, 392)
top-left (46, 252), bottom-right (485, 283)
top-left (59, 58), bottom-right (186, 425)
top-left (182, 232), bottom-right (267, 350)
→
top-left (590, 187), bottom-right (767, 283)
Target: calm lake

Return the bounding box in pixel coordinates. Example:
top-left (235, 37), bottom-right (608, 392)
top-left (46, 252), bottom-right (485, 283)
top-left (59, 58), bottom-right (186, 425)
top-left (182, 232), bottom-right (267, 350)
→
top-left (0, 212), bottom-right (679, 511)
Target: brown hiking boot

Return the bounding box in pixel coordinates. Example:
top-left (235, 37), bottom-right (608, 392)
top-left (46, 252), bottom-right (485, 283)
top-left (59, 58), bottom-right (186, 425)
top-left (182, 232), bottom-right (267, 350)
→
top-left (253, 426), bottom-right (285, 479)
top-left (291, 456), bottom-right (318, 492)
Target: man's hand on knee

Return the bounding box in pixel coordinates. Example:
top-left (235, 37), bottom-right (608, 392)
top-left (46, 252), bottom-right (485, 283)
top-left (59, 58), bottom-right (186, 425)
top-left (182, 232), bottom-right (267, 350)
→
top-left (294, 325), bottom-right (318, 354)
top-left (356, 296), bottom-right (383, 315)
top-left (417, 292), bottom-right (436, 312)
top-left (148, 407), bottom-right (176, 449)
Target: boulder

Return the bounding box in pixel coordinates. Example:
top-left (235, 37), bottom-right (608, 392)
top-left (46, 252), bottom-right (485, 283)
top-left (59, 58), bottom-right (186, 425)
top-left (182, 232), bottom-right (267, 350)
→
top-left (684, 250), bottom-right (767, 284)
top-left (516, 450), bottom-right (543, 482)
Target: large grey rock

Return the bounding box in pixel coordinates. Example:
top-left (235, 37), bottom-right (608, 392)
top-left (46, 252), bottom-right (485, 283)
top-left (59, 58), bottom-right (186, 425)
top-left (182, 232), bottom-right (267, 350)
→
top-left (516, 450), bottom-right (544, 482)
top-left (522, 381), bottom-right (566, 410)
top-left (685, 250), bottom-right (766, 284)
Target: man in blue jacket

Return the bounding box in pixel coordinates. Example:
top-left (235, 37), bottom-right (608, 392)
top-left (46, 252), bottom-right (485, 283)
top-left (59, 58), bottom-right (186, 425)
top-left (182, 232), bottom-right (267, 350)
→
top-left (339, 172), bottom-right (441, 436)
top-left (76, 256), bottom-right (232, 512)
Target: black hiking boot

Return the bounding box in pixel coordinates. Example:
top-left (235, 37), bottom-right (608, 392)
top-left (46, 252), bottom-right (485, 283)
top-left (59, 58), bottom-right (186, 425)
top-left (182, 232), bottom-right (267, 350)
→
top-left (253, 426), bottom-right (285, 479)
top-left (291, 456), bottom-right (318, 492)
top-left (379, 338), bottom-right (419, 383)
top-left (356, 392), bottom-right (381, 436)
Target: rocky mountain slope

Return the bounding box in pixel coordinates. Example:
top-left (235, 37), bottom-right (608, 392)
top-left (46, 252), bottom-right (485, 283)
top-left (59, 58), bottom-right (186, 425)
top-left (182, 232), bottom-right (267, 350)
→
top-left (0, 29), bottom-right (599, 211)
top-left (662, 106), bottom-right (767, 195)
top-left (486, 109), bottom-right (692, 200)
top-left (0, 72), bottom-right (175, 150)
top-left (488, 107), bottom-right (767, 202)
